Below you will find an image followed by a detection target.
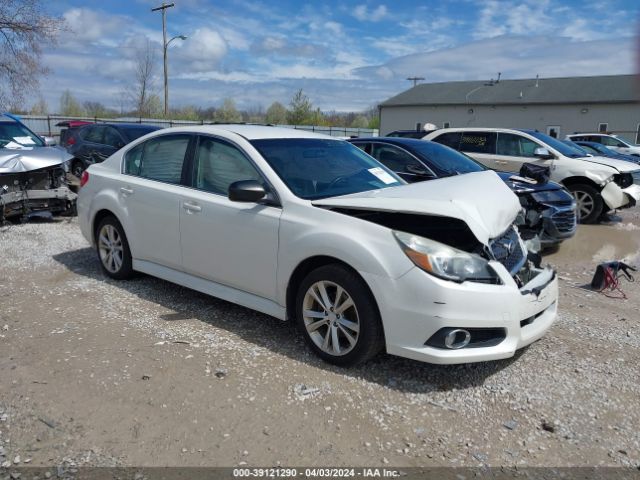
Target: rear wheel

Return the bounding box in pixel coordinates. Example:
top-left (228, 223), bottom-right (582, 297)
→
top-left (295, 264), bottom-right (384, 367)
top-left (96, 216), bottom-right (133, 279)
top-left (567, 184), bottom-right (603, 224)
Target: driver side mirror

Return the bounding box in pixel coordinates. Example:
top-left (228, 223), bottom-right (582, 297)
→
top-left (43, 136), bottom-right (57, 146)
top-left (228, 180), bottom-right (266, 203)
top-left (533, 147), bottom-right (554, 160)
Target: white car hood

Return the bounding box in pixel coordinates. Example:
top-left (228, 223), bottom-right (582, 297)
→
top-left (577, 155), bottom-right (640, 173)
top-left (313, 170), bottom-right (520, 245)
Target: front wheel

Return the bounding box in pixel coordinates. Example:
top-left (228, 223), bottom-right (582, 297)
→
top-left (96, 215), bottom-right (133, 279)
top-left (295, 264), bottom-right (384, 367)
top-left (567, 184), bottom-right (603, 224)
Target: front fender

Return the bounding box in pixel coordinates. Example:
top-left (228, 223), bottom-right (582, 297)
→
top-left (276, 206), bottom-right (414, 306)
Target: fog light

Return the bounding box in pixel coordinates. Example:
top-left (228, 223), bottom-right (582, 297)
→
top-left (444, 329), bottom-right (471, 349)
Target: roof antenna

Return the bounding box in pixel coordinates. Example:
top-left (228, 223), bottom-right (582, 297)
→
top-left (535, 74), bottom-right (539, 87)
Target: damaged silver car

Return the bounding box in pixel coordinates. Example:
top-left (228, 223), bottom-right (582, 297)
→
top-left (0, 114), bottom-right (77, 221)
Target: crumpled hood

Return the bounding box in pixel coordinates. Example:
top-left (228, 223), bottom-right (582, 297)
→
top-left (0, 146), bottom-right (73, 174)
top-left (313, 170), bottom-right (521, 245)
top-left (577, 155), bottom-right (640, 173)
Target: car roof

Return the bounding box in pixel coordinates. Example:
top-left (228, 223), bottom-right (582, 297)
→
top-left (568, 133), bottom-right (614, 137)
top-left (148, 124), bottom-right (337, 140)
top-left (349, 136), bottom-right (427, 147)
top-left (86, 123), bottom-right (160, 130)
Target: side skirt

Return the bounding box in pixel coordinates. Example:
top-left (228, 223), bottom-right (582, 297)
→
top-left (133, 259), bottom-right (287, 320)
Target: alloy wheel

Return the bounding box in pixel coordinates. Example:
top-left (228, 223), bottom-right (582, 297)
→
top-left (572, 190), bottom-right (595, 220)
top-left (98, 224), bottom-right (124, 274)
top-left (302, 280), bottom-right (360, 356)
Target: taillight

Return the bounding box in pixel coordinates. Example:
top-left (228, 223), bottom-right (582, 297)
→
top-left (66, 137), bottom-right (76, 146)
top-left (80, 171), bottom-right (89, 187)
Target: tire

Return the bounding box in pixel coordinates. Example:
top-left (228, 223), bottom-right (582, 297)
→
top-left (567, 183), bottom-right (603, 224)
top-left (295, 264), bottom-right (384, 367)
top-left (95, 215), bottom-right (133, 280)
top-left (71, 160), bottom-right (84, 178)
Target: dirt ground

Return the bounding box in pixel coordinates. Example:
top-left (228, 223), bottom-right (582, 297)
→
top-left (0, 208), bottom-right (639, 470)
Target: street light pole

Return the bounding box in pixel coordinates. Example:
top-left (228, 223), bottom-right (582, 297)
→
top-left (152, 2), bottom-right (175, 117)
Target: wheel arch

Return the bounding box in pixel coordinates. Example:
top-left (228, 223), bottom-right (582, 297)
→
top-left (92, 209), bottom-right (125, 245)
top-left (561, 176), bottom-right (601, 190)
top-left (285, 255), bottom-right (381, 325)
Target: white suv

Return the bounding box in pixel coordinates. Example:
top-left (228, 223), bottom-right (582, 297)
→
top-left (425, 128), bottom-right (640, 223)
top-left (77, 125), bottom-right (557, 366)
top-left (566, 133), bottom-right (640, 157)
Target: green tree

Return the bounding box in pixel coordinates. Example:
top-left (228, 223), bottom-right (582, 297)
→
top-left (59, 90), bottom-right (84, 116)
top-left (265, 101), bottom-right (288, 124)
top-left (288, 89), bottom-right (313, 125)
top-left (214, 98), bottom-right (242, 123)
top-left (30, 97), bottom-right (48, 115)
top-left (350, 115), bottom-right (369, 128)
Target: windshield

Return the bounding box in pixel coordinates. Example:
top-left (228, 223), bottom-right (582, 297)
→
top-left (0, 121), bottom-right (45, 148)
top-left (526, 131), bottom-right (587, 158)
top-left (250, 138), bottom-right (404, 200)
top-left (409, 141), bottom-right (486, 176)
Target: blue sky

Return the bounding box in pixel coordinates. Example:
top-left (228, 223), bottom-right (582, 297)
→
top-left (41, 0), bottom-right (639, 113)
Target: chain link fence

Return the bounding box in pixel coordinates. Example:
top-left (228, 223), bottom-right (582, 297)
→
top-left (15, 115), bottom-right (379, 140)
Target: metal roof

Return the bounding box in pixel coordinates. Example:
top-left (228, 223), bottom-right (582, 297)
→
top-left (380, 74), bottom-right (639, 107)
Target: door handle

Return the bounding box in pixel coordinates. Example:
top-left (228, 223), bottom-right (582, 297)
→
top-left (183, 202), bottom-right (202, 213)
top-left (495, 160), bottom-right (508, 165)
top-left (120, 187), bottom-right (134, 195)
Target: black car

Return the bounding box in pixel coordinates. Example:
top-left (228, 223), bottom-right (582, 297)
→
top-left (348, 137), bottom-right (577, 247)
top-left (65, 123), bottom-right (160, 177)
top-left (385, 129), bottom-right (427, 138)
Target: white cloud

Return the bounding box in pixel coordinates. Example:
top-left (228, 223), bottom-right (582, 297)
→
top-left (355, 35), bottom-right (636, 83)
top-left (174, 28), bottom-right (228, 72)
top-left (352, 4), bottom-right (388, 22)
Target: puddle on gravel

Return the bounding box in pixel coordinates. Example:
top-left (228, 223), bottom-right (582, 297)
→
top-left (547, 222), bottom-right (640, 265)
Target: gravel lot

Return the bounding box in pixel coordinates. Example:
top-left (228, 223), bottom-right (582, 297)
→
top-left (0, 211), bottom-right (639, 470)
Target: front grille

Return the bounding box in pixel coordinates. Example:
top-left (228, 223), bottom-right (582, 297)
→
top-left (489, 227), bottom-right (526, 275)
top-left (551, 209), bottom-right (577, 233)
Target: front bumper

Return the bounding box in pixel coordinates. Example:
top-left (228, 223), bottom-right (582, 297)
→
top-left (601, 182), bottom-right (640, 210)
top-left (1, 187), bottom-right (78, 219)
top-left (362, 263), bottom-right (558, 364)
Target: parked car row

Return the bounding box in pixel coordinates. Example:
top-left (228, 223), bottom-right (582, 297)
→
top-left (348, 137), bottom-right (576, 248)
top-left (387, 127), bottom-right (640, 225)
top-left (77, 124), bottom-right (558, 367)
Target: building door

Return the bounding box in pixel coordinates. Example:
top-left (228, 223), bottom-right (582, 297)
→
top-left (546, 126), bottom-right (560, 138)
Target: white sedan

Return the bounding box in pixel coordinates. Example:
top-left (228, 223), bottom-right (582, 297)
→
top-left (77, 125), bottom-right (558, 366)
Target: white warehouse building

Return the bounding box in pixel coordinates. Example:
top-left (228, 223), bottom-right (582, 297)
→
top-left (378, 74), bottom-right (640, 143)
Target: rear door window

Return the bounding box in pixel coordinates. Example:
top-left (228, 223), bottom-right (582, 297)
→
top-left (103, 127), bottom-right (123, 148)
top-left (459, 132), bottom-right (496, 154)
top-left (83, 126), bottom-right (105, 144)
top-left (135, 134), bottom-right (191, 184)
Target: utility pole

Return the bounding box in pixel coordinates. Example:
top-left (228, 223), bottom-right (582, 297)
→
top-left (152, 2), bottom-right (175, 117)
top-left (407, 76), bottom-right (425, 87)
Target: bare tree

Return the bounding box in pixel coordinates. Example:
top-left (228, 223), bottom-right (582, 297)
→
top-left (127, 41), bottom-right (157, 118)
top-left (0, 0), bottom-right (64, 110)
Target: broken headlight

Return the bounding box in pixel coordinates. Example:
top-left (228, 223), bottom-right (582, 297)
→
top-left (393, 231), bottom-right (501, 284)
top-left (613, 173), bottom-right (633, 189)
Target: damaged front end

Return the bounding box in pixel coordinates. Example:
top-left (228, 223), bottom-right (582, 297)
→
top-left (0, 149), bottom-right (77, 222)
